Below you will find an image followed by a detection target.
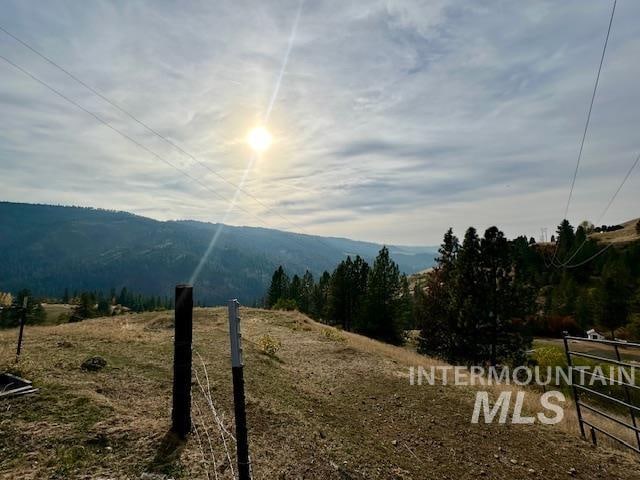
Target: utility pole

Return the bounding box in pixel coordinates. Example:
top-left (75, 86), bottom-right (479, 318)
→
top-left (228, 299), bottom-right (250, 480)
top-left (172, 284), bottom-right (193, 439)
top-left (15, 296), bottom-right (28, 361)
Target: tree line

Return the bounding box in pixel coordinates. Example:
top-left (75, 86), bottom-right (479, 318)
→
top-left (62, 287), bottom-right (172, 321)
top-left (416, 227), bottom-right (534, 365)
top-left (266, 219), bottom-right (640, 366)
top-left (0, 287), bottom-right (172, 328)
top-left (535, 220), bottom-right (640, 339)
top-left (266, 246), bottom-right (412, 344)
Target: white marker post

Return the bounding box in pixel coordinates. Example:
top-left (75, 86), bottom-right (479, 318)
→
top-left (228, 299), bottom-right (250, 480)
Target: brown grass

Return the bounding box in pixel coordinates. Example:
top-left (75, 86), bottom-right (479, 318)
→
top-left (590, 217), bottom-right (640, 245)
top-left (1, 308), bottom-right (639, 479)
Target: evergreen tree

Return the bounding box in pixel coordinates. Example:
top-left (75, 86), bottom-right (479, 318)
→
top-left (299, 270), bottom-right (314, 314)
top-left (594, 257), bottom-right (633, 338)
top-left (480, 226), bottom-right (533, 365)
top-left (453, 227), bottom-right (484, 362)
top-left (418, 226), bottom-right (533, 365)
top-left (311, 271), bottom-right (331, 320)
top-left (267, 266), bottom-right (290, 308)
top-left (555, 219), bottom-right (576, 258)
top-left (349, 255), bottom-right (370, 330)
top-left (358, 247), bottom-right (404, 344)
top-left (289, 274), bottom-right (302, 306)
top-left (328, 257), bottom-right (351, 327)
top-left (418, 229), bottom-right (458, 359)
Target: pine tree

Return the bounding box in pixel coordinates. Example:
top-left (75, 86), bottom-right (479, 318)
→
top-left (481, 226), bottom-right (532, 366)
top-left (267, 266), bottom-right (290, 308)
top-left (299, 270), bottom-right (315, 314)
top-left (311, 271), bottom-right (331, 320)
top-left (289, 274), bottom-right (302, 307)
top-left (328, 257), bottom-right (351, 327)
top-left (595, 258), bottom-right (633, 338)
top-left (555, 219), bottom-right (576, 258)
top-left (358, 247), bottom-right (404, 344)
top-left (418, 229), bottom-right (458, 359)
top-left (453, 227), bottom-right (484, 362)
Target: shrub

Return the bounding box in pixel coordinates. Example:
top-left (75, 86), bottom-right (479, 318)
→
top-left (322, 327), bottom-right (346, 342)
top-left (531, 315), bottom-right (581, 337)
top-left (257, 334), bottom-right (282, 357)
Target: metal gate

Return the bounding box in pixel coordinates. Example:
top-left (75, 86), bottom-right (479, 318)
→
top-left (563, 331), bottom-right (640, 453)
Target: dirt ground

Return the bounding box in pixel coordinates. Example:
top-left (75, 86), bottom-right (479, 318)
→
top-left (1, 308), bottom-right (639, 479)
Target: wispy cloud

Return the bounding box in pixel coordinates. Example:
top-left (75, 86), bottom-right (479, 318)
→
top-left (0, 0), bottom-right (638, 245)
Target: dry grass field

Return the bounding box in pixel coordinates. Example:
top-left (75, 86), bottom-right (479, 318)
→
top-left (592, 218), bottom-right (640, 245)
top-left (1, 308), bottom-right (640, 479)
top-left (40, 303), bottom-right (73, 325)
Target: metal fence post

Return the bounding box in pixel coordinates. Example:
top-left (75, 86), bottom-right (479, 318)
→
top-left (172, 284), bottom-right (193, 439)
top-left (228, 299), bottom-right (250, 480)
top-left (563, 331), bottom-right (585, 438)
top-left (15, 296), bottom-right (28, 361)
top-left (613, 343), bottom-right (640, 450)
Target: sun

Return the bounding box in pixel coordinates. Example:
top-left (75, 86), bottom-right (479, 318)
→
top-left (246, 126), bottom-right (273, 153)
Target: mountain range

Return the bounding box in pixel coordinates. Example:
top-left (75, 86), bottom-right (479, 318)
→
top-left (0, 202), bottom-right (437, 304)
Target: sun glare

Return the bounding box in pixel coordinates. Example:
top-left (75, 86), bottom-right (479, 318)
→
top-left (247, 126), bottom-right (273, 153)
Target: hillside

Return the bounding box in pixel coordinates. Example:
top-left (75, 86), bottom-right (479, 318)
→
top-left (1, 309), bottom-right (638, 479)
top-left (590, 218), bottom-right (640, 245)
top-left (0, 202), bottom-right (437, 304)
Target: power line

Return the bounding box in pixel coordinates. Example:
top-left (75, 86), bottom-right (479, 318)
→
top-left (0, 22), bottom-right (315, 239)
top-left (562, 0), bottom-right (617, 221)
top-left (547, 0), bottom-right (617, 269)
top-left (553, 150), bottom-right (639, 268)
top-left (0, 53), bottom-right (347, 270)
top-left (565, 243), bottom-right (614, 269)
top-left (0, 53), bottom-right (276, 231)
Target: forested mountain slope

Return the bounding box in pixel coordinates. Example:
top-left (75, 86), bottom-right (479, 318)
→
top-left (0, 202), bottom-right (437, 304)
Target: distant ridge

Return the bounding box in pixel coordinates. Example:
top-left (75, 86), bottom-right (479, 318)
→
top-left (0, 201), bottom-right (437, 304)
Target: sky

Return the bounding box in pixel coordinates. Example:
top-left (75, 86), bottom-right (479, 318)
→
top-left (0, 0), bottom-right (638, 246)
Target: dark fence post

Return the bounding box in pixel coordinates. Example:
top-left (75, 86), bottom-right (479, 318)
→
top-left (228, 299), bottom-right (250, 480)
top-left (172, 284), bottom-right (193, 439)
top-left (562, 331), bottom-right (585, 439)
top-left (613, 343), bottom-right (640, 450)
top-left (15, 296), bottom-right (28, 361)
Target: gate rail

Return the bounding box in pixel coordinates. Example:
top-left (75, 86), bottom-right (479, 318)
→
top-left (563, 331), bottom-right (640, 454)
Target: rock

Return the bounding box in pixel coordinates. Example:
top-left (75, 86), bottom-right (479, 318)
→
top-left (391, 440), bottom-right (398, 446)
top-left (568, 467), bottom-right (577, 476)
top-left (510, 459), bottom-right (518, 465)
top-left (81, 356), bottom-right (107, 371)
top-left (528, 468), bottom-right (535, 474)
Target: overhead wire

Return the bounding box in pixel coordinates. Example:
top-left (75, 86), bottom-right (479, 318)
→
top-left (546, 0), bottom-right (618, 269)
top-left (0, 20), bottom-right (321, 241)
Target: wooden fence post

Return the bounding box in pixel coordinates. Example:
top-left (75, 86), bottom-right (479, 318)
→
top-left (15, 296), bottom-right (28, 362)
top-left (172, 284), bottom-right (193, 438)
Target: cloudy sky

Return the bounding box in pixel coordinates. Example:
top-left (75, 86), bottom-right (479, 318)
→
top-left (1, 0), bottom-right (638, 245)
